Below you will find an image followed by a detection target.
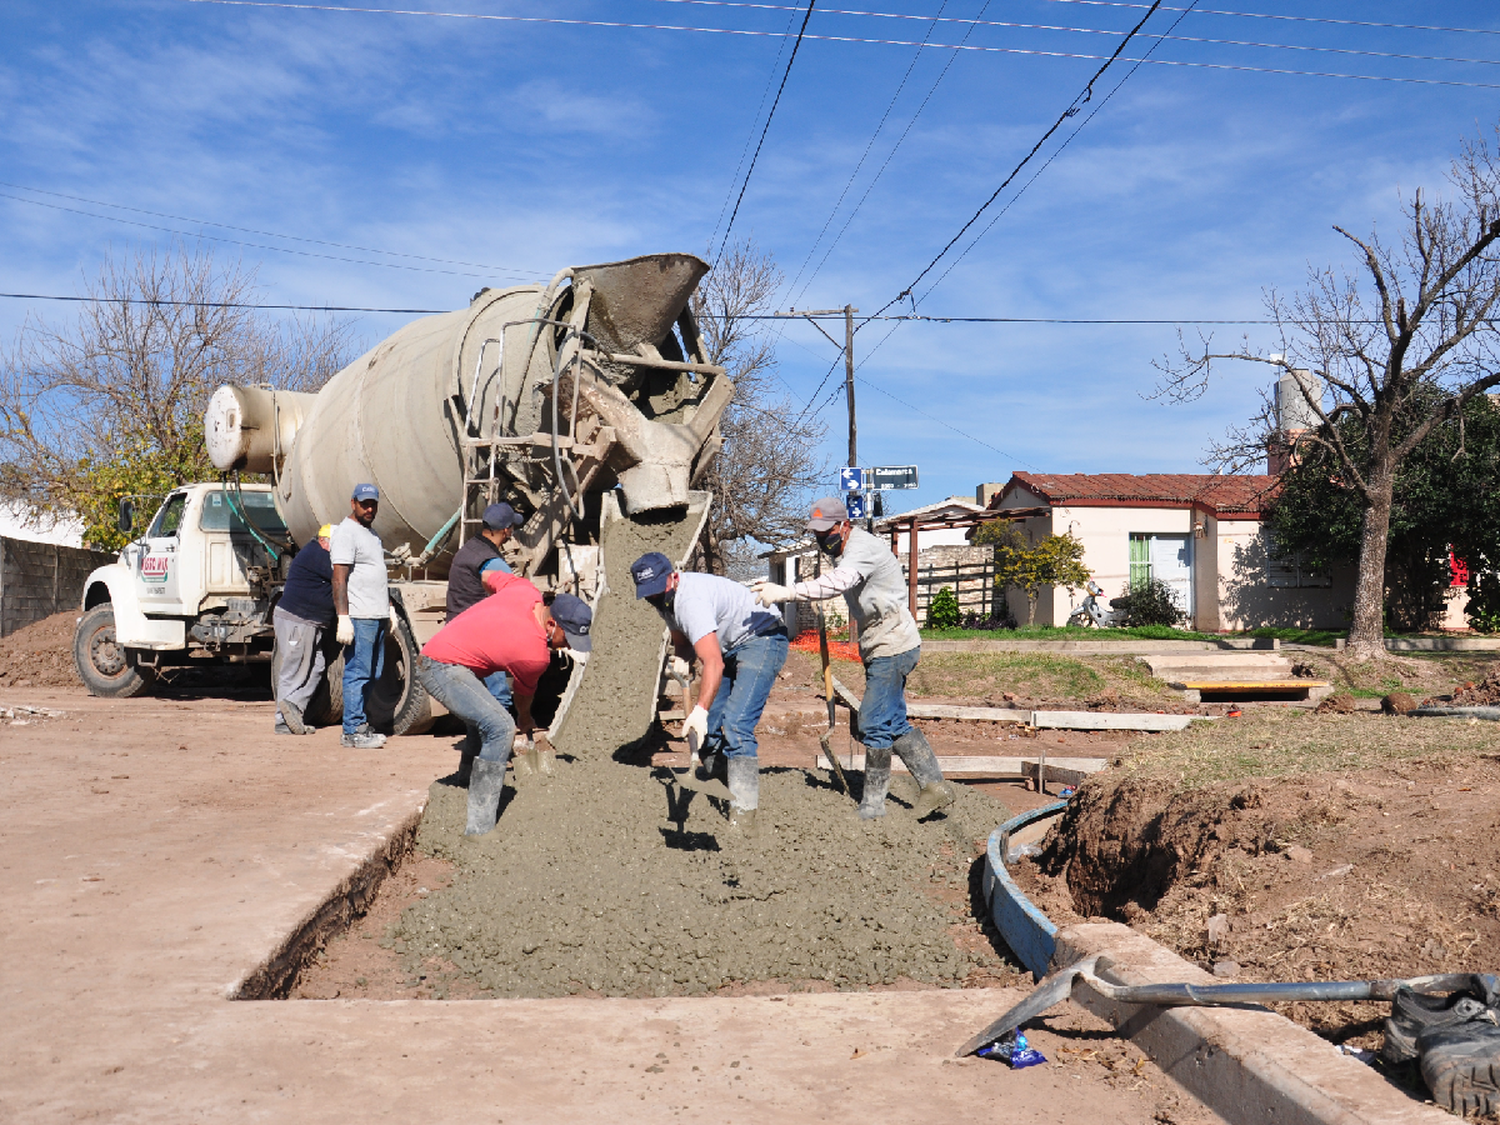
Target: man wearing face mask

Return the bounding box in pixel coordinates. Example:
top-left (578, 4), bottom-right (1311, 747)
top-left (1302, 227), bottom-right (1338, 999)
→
top-left (751, 496), bottom-right (955, 820)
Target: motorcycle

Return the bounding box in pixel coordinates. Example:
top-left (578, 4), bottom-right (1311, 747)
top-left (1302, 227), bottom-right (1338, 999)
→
top-left (1066, 579), bottom-right (1129, 628)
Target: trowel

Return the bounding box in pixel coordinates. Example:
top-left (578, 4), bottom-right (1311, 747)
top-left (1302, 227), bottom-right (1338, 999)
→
top-left (955, 955), bottom-right (1486, 1058)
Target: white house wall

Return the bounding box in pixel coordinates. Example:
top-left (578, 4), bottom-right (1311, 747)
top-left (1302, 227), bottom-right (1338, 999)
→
top-left (1215, 517), bottom-right (1356, 630)
top-left (1047, 505), bottom-right (1195, 626)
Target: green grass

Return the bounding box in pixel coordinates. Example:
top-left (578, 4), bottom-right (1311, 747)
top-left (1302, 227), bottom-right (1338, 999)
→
top-left (1117, 709), bottom-right (1500, 788)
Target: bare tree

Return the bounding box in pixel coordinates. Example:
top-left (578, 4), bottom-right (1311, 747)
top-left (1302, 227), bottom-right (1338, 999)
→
top-left (0, 244), bottom-right (352, 547)
top-left (689, 240), bottom-right (828, 574)
top-left (1156, 128), bottom-right (1500, 660)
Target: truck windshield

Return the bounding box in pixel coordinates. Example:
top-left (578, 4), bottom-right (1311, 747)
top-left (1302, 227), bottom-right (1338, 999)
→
top-left (149, 494), bottom-right (187, 538)
top-left (199, 490), bottom-right (289, 537)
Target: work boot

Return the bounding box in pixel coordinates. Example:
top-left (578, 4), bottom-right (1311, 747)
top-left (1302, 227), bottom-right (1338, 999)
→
top-left (279, 699), bottom-right (306, 735)
top-left (1417, 1022), bottom-right (1500, 1117)
top-left (726, 755), bottom-right (760, 831)
top-left (1383, 979), bottom-right (1500, 1064)
top-left (464, 758), bottom-right (508, 837)
top-left (341, 724), bottom-right (387, 749)
top-left (893, 727), bottom-right (956, 818)
top-left (858, 744), bottom-right (892, 820)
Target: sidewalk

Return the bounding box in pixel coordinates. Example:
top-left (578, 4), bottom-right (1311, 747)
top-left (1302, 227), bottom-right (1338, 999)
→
top-left (0, 686), bottom-right (1220, 1124)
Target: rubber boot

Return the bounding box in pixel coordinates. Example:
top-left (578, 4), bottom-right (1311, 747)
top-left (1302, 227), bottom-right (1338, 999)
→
top-left (893, 727), bottom-right (956, 818)
top-left (726, 755), bottom-right (760, 831)
top-left (858, 743), bottom-right (892, 820)
top-left (464, 758), bottom-right (507, 836)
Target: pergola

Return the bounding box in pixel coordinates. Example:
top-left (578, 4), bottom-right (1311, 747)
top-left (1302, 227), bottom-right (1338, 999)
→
top-left (882, 506), bottom-right (1049, 621)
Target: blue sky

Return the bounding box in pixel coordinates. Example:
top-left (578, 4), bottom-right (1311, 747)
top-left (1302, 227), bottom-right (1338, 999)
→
top-left (4, 0), bottom-right (1500, 516)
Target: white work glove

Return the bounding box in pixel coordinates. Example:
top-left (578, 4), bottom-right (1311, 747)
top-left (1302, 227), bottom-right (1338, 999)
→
top-left (749, 579), bottom-right (795, 607)
top-left (513, 731), bottom-right (535, 753)
top-left (668, 655), bottom-right (691, 682)
top-left (388, 607), bottom-right (401, 633)
top-left (336, 614), bottom-right (354, 645)
top-left (681, 704), bottom-right (710, 756)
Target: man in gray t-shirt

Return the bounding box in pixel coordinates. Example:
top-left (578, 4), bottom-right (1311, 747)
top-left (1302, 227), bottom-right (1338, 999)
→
top-left (630, 553), bottom-right (787, 832)
top-left (752, 495), bottom-right (955, 821)
top-left (331, 483), bottom-right (398, 749)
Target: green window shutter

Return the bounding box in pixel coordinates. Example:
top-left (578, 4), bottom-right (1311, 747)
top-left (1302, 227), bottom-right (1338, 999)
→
top-left (1129, 534), bottom-right (1151, 587)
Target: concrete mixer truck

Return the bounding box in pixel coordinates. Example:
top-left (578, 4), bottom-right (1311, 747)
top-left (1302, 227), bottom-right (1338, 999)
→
top-left (73, 253), bottom-right (729, 746)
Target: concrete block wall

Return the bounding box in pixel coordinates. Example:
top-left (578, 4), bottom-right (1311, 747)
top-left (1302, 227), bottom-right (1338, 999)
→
top-left (0, 537), bottom-right (115, 637)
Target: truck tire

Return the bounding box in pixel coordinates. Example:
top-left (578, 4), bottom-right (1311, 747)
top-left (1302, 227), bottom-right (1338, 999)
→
top-left (73, 604), bottom-right (155, 698)
top-left (312, 615), bottom-right (432, 736)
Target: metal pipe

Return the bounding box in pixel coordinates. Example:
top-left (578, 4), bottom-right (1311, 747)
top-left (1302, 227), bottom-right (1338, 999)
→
top-left (600, 352), bottom-right (726, 376)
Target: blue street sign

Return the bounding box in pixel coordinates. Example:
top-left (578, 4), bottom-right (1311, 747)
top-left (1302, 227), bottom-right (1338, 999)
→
top-left (838, 466), bottom-right (863, 492)
top-left (846, 493), bottom-right (867, 519)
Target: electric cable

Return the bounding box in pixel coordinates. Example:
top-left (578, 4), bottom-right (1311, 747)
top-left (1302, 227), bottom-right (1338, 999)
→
top-left (179, 1), bottom-right (1500, 92)
top-left (869, 0), bottom-right (1166, 324)
top-left (713, 0), bottom-right (818, 265)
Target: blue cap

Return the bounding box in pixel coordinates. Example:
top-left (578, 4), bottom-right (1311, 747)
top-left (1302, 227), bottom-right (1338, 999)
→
top-left (482, 502), bottom-right (523, 530)
top-left (351, 483), bottom-right (380, 502)
top-left (630, 552), bottom-right (673, 598)
top-left (550, 593), bottom-right (593, 653)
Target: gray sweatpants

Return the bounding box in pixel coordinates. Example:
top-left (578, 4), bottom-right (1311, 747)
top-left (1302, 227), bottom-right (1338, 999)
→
top-left (273, 606), bottom-right (327, 714)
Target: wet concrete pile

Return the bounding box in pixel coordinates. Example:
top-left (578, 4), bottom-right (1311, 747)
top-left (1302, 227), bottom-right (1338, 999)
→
top-left (392, 755), bottom-right (1012, 998)
top-left (550, 510), bottom-right (700, 757)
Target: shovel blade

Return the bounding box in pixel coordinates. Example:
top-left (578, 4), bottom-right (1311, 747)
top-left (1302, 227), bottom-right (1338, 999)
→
top-left (675, 769), bottom-right (733, 801)
top-left (955, 957), bottom-right (1099, 1057)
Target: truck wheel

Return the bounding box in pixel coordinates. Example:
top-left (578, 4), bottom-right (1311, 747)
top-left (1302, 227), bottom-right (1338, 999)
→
top-left (73, 604), bottom-right (155, 698)
top-left (315, 616), bottom-right (432, 736)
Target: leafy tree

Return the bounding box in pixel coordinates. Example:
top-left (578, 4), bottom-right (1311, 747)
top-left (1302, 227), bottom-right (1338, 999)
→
top-left (1156, 125), bottom-right (1500, 660)
top-left (927, 585), bottom-right (960, 628)
top-left (0, 244), bottom-right (351, 549)
top-left (1268, 388), bottom-right (1500, 631)
top-left (976, 519), bottom-right (1090, 626)
top-left (689, 239), bottom-right (828, 574)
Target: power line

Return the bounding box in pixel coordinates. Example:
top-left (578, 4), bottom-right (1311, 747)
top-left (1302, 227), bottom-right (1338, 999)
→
top-left (854, 370), bottom-right (1036, 468)
top-left (916, 0), bottom-right (1200, 306)
top-left (788, 0), bottom-right (995, 307)
top-left (0, 293), bottom-right (1284, 321)
top-left (871, 0), bottom-right (1166, 323)
top-left (713, 0), bottom-right (818, 264)
top-left (0, 181), bottom-right (540, 277)
top-left (0, 191), bottom-right (537, 281)
top-left (179, 1), bottom-right (1500, 91)
top-left (783, 0), bottom-right (953, 300)
top-left (655, 0), bottom-right (1500, 40)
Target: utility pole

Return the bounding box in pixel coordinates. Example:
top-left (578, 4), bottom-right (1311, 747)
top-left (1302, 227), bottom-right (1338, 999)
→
top-left (844, 304), bottom-right (857, 471)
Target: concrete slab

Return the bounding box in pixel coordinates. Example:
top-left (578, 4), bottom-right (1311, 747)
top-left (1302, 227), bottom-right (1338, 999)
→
top-left (1386, 637), bottom-right (1500, 651)
top-left (1031, 710), bottom-right (1203, 732)
top-left (0, 687), bottom-right (1220, 1124)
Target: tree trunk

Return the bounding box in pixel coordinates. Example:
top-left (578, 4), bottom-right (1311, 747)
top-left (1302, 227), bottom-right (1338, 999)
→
top-left (1347, 465), bottom-right (1395, 661)
top-left (1026, 594), bottom-right (1037, 627)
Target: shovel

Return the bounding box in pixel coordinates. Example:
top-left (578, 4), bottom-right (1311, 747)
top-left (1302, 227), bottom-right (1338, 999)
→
top-left (665, 661), bottom-right (732, 801)
top-left (956, 955), bottom-right (1485, 1058)
top-left (811, 555), bottom-right (851, 797)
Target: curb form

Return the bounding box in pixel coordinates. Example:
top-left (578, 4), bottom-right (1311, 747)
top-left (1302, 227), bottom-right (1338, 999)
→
top-left (982, 811), bottom-right (1454, 1125)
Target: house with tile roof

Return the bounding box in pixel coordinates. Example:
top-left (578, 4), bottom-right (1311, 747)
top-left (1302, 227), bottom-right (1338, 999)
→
top-left (980, 472), bottom-right (1358, 630)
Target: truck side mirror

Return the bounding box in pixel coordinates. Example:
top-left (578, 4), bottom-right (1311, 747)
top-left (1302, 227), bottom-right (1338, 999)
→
top-left (117, 500), bottom-right (133, 533)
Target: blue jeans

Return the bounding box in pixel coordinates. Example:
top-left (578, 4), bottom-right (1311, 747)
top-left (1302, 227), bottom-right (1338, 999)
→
top-left (703, 631), bottom-right (789, 761)
top-left (483, 668), bottom-right (513, 710)
top-left (342, 618), bottom-right (387, 735)
top-left (859, 645), bottom-right (920, 750)
top-left (417, 656), bottom-right (517, 763)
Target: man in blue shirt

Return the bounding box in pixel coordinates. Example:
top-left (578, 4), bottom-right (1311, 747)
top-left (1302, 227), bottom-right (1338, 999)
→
top-left (631, 552), bottom-right (788, 831)
top-left (274, 523), bottom-right (333, 735)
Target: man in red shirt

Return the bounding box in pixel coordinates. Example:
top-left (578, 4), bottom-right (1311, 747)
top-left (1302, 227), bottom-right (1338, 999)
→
top-left (417, 571), bottom-right (592, 836)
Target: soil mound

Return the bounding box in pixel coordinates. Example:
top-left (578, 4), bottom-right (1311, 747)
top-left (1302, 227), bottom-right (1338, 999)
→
top-left (0, 611), bottom-right (81, 690)
top-left (391, 752), bottom-right (1013, 998)
top-left (1448, 664), bottom-right (1500, 706)
top-left (1315, 692), bottom-right (1356, 714)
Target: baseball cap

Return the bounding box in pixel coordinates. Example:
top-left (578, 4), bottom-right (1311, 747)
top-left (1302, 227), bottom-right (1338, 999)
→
top-left (351, 483), bottom-right (379, 503)
top-left (317, 523), bottom-right (333, 539)
top-left (550, 593), bottom-right (593, 653)
top-left (630, 552), bottom-right (673, 598)
top-left (806, 495), bottom-right (849, 532)
top-left (482, 501), bottom-right (523, 530)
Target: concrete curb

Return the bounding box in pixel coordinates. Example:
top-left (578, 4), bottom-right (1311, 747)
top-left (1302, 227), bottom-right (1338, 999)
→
top-left (981, 814), bottom-right (1455, 1125)
top-left (1387, 637), bottom-right (1500, 652)
top-left (1413, 705), bottom-right (1500, 721)
top-left (921, 637), bottom-right (1279, 654)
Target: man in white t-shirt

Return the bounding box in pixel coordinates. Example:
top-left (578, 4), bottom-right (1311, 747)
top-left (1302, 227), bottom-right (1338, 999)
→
top-left (752, 495), bottom-right (955, 821)
top-left (331, 483), bottom-right (398, 750)
top-left (630, 552), bottom-right (788, 831)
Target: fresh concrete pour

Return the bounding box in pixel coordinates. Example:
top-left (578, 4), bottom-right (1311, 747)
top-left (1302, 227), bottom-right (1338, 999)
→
top-left (392, 755), bottom-right (1012, 998)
